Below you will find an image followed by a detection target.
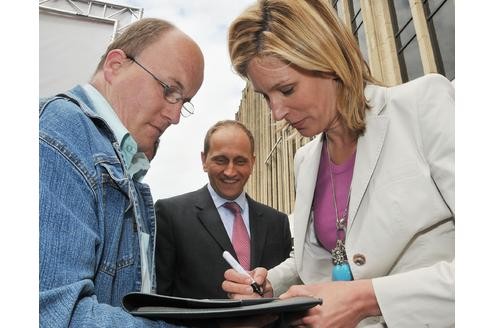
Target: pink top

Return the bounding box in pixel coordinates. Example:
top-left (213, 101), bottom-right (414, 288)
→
top-left (313, 137), bottom-right (356, 253)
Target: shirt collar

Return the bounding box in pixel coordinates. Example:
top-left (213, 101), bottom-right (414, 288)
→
top-left (82, 84), bottom-right (150, 181)
top-left (207, 184), bottom-right (248, 213)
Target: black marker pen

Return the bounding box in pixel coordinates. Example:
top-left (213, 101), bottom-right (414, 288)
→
top-left (223, 250), bottom-right (264, 297)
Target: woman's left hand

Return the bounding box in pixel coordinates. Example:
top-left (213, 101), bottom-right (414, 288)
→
top-left (279, 280), bottom-right (381, 328)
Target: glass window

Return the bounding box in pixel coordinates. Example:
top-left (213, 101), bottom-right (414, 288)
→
top-left (401, 38), bottom-right (424, 80)
top-left (426, 0), bottom-right (448, 10)
top-left (332, 0), bottom-right (345, 21)
top-left (349, 0), bottom-right (369, 63)
top-left (393, 0), bottom-right (412, 29)
top-left (424, 0), bottom-right (455, 80)
top-left (389, 0), bottom-right (423, 82)
top-left (352, 0), bottom-right (361, 14)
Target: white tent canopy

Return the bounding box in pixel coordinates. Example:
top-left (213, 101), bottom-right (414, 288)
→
top-left (39, 0), bottom-right (143, 96)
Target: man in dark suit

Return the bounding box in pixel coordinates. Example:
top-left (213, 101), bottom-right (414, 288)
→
top-left (155, 120), bottom-right (292, 299)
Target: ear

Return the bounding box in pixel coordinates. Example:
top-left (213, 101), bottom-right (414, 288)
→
top-left (102, 49), bottom-right (128, 83)
top-left (248, 154), bottom-right (256, 174)
top-left (201, 152), bottom-right (207, 172)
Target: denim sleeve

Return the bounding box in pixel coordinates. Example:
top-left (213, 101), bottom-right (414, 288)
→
top-left (39, 139), bottom-right (175, 327)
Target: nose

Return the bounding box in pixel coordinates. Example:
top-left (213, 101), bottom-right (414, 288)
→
top-left (223, 162), bottom-right (237, 177)
top-left (163, 102), bottom-right (182, 125)
top-left (269, 99), bottom-right (288, 121)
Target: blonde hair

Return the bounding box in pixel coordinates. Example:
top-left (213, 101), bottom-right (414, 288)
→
top-left (228, 0), bottom-right (378, 135)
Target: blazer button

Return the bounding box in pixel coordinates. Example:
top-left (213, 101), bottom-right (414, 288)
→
top-left (352, 254), bottom-right (366, 266)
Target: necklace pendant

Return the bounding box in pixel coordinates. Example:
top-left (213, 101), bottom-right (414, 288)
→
top-left (336, 216), bottom-right (346, 232)
top-left (330, 240), bottom-right (353, 281)
top-left (330, 240), bottom-right (347, 265)
top-left (332, 262), bottom-right (353, 281)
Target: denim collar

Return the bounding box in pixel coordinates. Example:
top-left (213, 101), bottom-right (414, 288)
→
top-left (82, 84), bottom-right (150, 181)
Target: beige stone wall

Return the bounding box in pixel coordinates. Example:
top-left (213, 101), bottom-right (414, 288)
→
top-left (237, 83), bottom-right (311, 215)
top-left (236, 0), bottom-right (449, 214)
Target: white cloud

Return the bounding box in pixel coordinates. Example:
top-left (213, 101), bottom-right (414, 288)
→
top-left (118, 0), bottom-right (254, 200)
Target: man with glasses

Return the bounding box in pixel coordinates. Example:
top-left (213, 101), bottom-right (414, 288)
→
top-left (39, 18), bottom-right (204, 327)
top-left (154, 120), bottom-right (292, 299)
top-left (126, 54), bottom-right (195, 118)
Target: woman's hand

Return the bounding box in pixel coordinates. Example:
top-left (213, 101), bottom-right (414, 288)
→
top-left (222, 267), bottom-right (274, 299)
top-left (280, 280), bottom-right (381, 328)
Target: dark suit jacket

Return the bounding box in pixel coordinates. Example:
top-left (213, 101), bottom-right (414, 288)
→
top-left (155, 185), bottom-right (292, 299)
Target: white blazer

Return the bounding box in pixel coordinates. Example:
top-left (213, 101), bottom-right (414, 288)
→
top-left (268, 74), bottom-right (454, 327)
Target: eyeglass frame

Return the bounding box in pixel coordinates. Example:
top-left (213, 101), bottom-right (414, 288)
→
top-left (125, 54), bottom-right (194, 117)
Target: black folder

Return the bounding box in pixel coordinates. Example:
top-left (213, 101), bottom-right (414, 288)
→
top-left (122, 292), bottom-right (322, 320)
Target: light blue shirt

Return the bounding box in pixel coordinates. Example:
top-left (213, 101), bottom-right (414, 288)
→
top-left (82, 84), bottom-right (150, 181)
top-left (207, 184), bottom-right (251, 239)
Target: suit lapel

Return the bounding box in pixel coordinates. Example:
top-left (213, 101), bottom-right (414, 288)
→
top-left (248, 197), bottom-right (267, 269)
top-left (196, 187), bottom-right (236, 255)
top-left (348, 85), bottom-right (389, 231)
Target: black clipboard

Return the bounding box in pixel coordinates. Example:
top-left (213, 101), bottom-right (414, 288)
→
top-left (122, 292), bottom-right (322, 319)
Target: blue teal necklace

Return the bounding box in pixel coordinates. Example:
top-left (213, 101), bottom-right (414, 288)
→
top-left (328, 143), bottom-right (353, 281)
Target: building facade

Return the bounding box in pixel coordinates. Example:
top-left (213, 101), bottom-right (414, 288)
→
top-left (236, 0), bottom-right (454, 215)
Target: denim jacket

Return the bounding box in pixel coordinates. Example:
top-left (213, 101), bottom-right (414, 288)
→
top-left (39, 85), bottom-right (175, 327)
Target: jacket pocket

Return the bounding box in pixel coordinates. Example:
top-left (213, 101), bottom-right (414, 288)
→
top-left (96, 161), bottom-right (137, 277)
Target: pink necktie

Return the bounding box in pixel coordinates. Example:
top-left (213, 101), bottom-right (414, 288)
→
top-left (223, 202), bottom-right (251, 270)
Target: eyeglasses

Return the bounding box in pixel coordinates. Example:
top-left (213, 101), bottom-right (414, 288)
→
top-left (126, 55), bottom-right (194, 117)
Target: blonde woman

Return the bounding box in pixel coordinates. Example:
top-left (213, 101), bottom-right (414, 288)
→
top-left (222, 1), bottom-right (454, 327)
